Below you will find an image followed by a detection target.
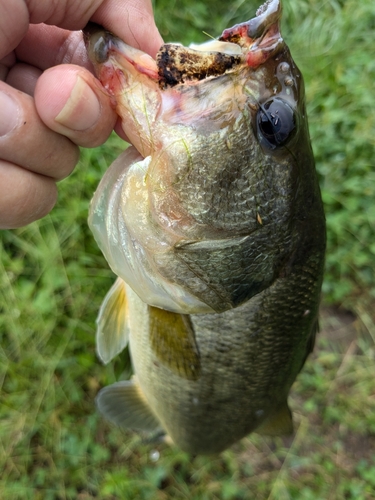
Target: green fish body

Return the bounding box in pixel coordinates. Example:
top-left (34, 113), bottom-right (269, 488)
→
top-left (85, 0), bottom-right (326, 454)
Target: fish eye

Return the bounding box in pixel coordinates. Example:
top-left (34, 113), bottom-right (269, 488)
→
top-left (257, 98), bottom-right (296, 149)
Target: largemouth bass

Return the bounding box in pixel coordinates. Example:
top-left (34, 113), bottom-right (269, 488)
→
top-left (84, 0), bottom-right (326, 454)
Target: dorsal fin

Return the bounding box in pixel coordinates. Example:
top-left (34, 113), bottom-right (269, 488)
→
top-left (96, 278), bottom-right (129, 364)
top-left (148, 306), bottom-right (201, 380)
top-left (96, 379), bottom-right (162, 432)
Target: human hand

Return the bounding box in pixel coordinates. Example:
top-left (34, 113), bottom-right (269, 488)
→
top-left (0, 0), bottom-right (163, 229)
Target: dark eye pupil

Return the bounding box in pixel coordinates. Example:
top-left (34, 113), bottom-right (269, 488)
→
top-left (257, 98), bottom-right (296, 149)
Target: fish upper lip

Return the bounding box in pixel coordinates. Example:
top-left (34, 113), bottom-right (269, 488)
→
top-left (218, 0), bottom-right (283, 68)
top-left (252, 0), bottom-right (282, 38)
top-left (219, 0), bottom-right (281, 42)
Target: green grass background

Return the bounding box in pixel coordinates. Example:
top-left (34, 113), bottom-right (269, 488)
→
top-left (1, 0), bottom-right (375, 498)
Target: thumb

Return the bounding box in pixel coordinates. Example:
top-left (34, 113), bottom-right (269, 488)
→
top-left (34, 65), bottom-right (117, 148)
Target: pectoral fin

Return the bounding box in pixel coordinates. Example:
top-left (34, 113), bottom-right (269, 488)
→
top-left (149, 306), bottom-right (201, 380)
top-left (256, 400), bottom-right (294, 436)
top-left (96, 278), bottom-right (130, 364)
top-left (96, 379), bottom-right (162, 432)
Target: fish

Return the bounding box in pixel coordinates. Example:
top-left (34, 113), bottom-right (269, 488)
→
top-left (84, 0), bottom-right (326, 455)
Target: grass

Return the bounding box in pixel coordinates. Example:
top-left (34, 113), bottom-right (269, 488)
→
top-left (1, 0), bottom-right (375, 498)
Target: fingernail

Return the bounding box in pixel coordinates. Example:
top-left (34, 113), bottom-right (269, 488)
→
top-left (55, 75), bottom-right (101, 131)
top-left (0, 92), bottom-right (19, 137)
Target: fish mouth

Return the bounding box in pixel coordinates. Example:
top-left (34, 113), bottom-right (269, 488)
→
top-left (83, 0), bottom-right (284, 90)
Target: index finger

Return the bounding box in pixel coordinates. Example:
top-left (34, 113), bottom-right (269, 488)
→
top-left (0, 0), bottom-right (28, 59)
top-left (92, 0), bottom-right (163, 58)
top-left (13, 0), bottom-right (163, 72)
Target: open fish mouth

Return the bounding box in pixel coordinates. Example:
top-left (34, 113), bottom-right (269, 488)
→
top-left (84, 0), bottom-right (284, 90)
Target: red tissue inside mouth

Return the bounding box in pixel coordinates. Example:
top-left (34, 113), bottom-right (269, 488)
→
top-left (220, 18), bottom-right (282, 70)
top-left (97, 65), bottom-right (125, 99)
